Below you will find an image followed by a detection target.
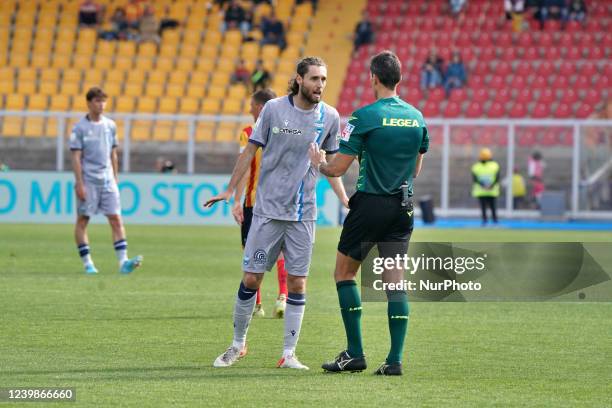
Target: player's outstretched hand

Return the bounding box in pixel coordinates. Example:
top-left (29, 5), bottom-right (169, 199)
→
top-left (204, 190), bottom-right (232, 208)
top-left (75, 183), bottom-right (86, 201)
top-left (232, 201), bottom-right (244, 225)
top-left (308, 143), bottom-right (326, 169)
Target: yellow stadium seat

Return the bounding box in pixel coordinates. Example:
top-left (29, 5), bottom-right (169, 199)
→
top-left (13, 27), bottom-right (32, 43)
top-left (105, 69), bottom-right (125, 83)
top-left (138, 43), bottom-right (157, 58)
top-left (262, 59), bottom-right (276, 73)
top-left (149, 71), bottom-right (167, 84)
top-left (207, 85), bottom-right (225, 99)
top-left (215, 57), bottom-right (236, 74)
top-left (40, 68), bottom-right (60, 82)
top-left (224, 30), bottom-right (242, 47)
top-left (200, 45), bottom-right (218, 59)
top-left (56, 28), bottom-right (76, 43)
top-left (114, 57), bottom-right (133, 70)
top-left (176, 57), bottom-right (194, 72)
top-left (152, 120), bottom-right (174, 141)
top-left (166, 84), bottom-right (184, 98)
top-left (75, 41), bottom-right (94, 56)
top-left (228, 85), bottom-right (247, 100)
top-left (240, 42), bottom-right (260, 61)
top-left (261, 44), bottom-right (280, 61)
top-left (72, 54), bottom-right (92, 69)
top-left (210, 73), bottom-right (231, 87)
top-left (201, 98), bottom-right (221, 114)
top-left (131, 120), bottom-right (151, 141)
top-left (52, 54), bottom-right (71, 69)
top-left (0, 67), bottom-right (14, 82)
top-left (1, 117), bottom-right (23, 137)
top-left (196, 57), bottom-right (215, 73)
top-left (190, 71), bottom-right (209, 86)
top-left (19, 67), bottom-right (37, 82)
top-left (124, 83), bottom-right (143, 97)
top-left (31, 53), bottom-right (51, 68)
top-left (167, 2), bottom-right (189, 20)
top-left (97, 41), bottom-right (116, 57)
top-left (282, 46), bottom-right (300, 61)
top-left (180, 97), bottom-right (199, 114)
top-left (173, 122), bottom-right (190, 141)
top-left (102, 82), bottom-right (121, 97)
top-left (203, 31), bottom-right (222, 46)
top-left (162, 30), bottom-right (180, 46)
top-left (156, 57), bottom-right (174, 71)
top-left (220, 45), bottom-right (239, 60)
top-left (158, 97), bottom-right (177, 113)
top-left (134, 57), bottom-right (154, 71)
top-left (6, 94), bottom-right (25, 110)
top-left (278, 58), bottom-right (296, 75)
top-left (117, 41), bottom-right (136, 57)
top-left (63, 68), bottom-right (82, 83)
top-left (182, 30), bottom-right (202, 45)
top-left (62, 81), bottom-right (81, 96)
top-left (83, 70), bottom-right (104, 87)
top-left (78, 28), bottom-right (97, 43)
top-left (49, 95), bottom-right (71, 111)
top-left (0, 81), bottom-right (14, 94)
top-left (137, 96), bottom-right (157, 113)
top-left (180, 44), bottom-right (198, 58)
top-left (33, 30), bottom-right (53, 51)
top-left (186, 14), bottom-right (205, 30)
top-left (206, 14), bottom-right (222, 31)
top-left (253, 3), bottom-right (272, 24)
top-left (169, 71), bottom-right (189, 85)
top-left (37, 14), bottom-right (58, 28)
top-left (159, 44), bottom-right (177, 59)
top-left (196, 121), bottom-right (215, 142)
top-left (290, 18), bottom-right (309, 33)
top-left (10, 52), bottom-right (29, 67)
top-left (146, 83), bottom-right (164, 98)
top-left (39, 81), bottom-right (58, 96)
top-left (17, 81), bottom-right (36, 95)
top-left (216, 123), bottom-right (238, 142)
top-left (115, 96), bottom-right (135, 113)
top-left (222, 99), bottom-right (242, 115)
top-left (29, 94), bottom-right (48, 110)
top-left (24, 117), bottom-right (46, 137)
top-left (186, 86), bottom-right (205, 98)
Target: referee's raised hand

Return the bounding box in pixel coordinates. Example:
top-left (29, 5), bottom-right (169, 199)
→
top-left (204, 190), bottom-right (232, 208)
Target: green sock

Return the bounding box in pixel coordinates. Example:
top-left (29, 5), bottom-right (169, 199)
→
top-left (336, 280), bottom-right (363, 358)
top-left (386, 290), bottom-right (409, 364)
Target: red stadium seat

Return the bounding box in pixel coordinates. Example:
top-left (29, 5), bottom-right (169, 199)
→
top-left (487, 102), bottom-right (505, 118)
top-left (451, 128), bottom-right (472, 145)
top-left (465, 102), bottom-right (484, 118)
top-left (557, 61), bottom-right (576, 77)
top-left (448, 88), bottom-right (467, 103)
top-left (573, 75), bottom-right (591, 90)
top-left (582, 89), bottom-right (602, 106)
top-left (508, 103), bottom-right (528, 118)
top-left (494, 61), bottom-right (511, 76)
top-left (515, 89), bottom-right (533, 104)
top-left (517, 129), bottom-right (537, 146)
top-left (530, 75), bottom-right (548, 90)
top-left (493, 89), bottom-right (512, 104)
top-left (422, 101), bottom-right (441, 117)
top-left (554, 103), bottom-right (571, 118)
top-left (537, 89), bottom-right (555, 104)
top-left (443, 101), bottom-right (461, 117)
top-left (514, 61), bottom-right (532, 76)
top-left (428, 88), bottom-right (445, 103)
top-left (536, 61), bottom-right (554, 77)
top-left (532, 103), bottom-right (551, 118)
top-left (472, 88), bottom-right (489, 104)
top-left (559, 89), bottom-right (579, 105)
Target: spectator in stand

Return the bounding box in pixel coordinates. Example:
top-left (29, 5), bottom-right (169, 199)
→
top-left (231, 59), bottom-right (251, 86)
top-left (444, 51), bottom-right (467, 96)
top-left (251, 59), bottom-right (271, 91)
top-left (156, 157), bottom-right (177, 174)
top-left (449, 0), bottom-right (467, 17)
top-left (222, 0), bottom-right (250, 35)
top-left (138, 4), bottom-right (160, 44)
top-left (420, 50), bottom-right (444, 90)
top-left (260, 12), bottom-right (286, 49)
top-left (79, 0), bottom-right (103, 27)
top-left (353, 11), bottom-right (374, 51)
top-left (505, 0), bottom-right (526, 31)
top-left (566, 0), bottom-right (587, 22)
top-left (528, 151), bottom-right (545, 208)
top-left (124, 0), bottom-right (145, 30)
top-left (535, 0), bottom-right (568, 30)
top-left (99, 7), bottom-right (130, 40)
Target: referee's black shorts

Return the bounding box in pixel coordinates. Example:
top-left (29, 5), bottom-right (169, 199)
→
top-left (240, 205), bottom-right (254, 247)
top-left (338, 191), bottom-right (414, 262)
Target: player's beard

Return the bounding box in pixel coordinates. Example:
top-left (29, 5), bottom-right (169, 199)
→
top-left (301, 86), bottom-right (320, 105)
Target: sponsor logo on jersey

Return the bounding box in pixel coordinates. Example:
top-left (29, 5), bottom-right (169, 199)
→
top-left (341, 123), bottom-right (355, 141)
top-left (382, 118), bottom-right (420, 127)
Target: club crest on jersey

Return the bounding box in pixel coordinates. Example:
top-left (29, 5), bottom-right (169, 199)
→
top-left (341, 123), bottom-right (355, 141)
top-left (253, 249), bottom-right (267, 265)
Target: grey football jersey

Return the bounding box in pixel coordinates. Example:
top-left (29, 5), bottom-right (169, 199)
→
top-left (69, 115), bottom-right (118, 186)
top-left (249, 95), bottom-right (340, 221)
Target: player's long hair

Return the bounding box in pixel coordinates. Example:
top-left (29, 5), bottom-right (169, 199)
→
top-left (288, 56), bottom-right (326, 95)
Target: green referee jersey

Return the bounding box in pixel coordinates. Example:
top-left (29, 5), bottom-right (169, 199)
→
top-left (339, 96), bottom-right (429, 196)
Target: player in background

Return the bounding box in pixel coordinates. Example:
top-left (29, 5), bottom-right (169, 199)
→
top-left (206, 57), bottom-right (349, 370)
top-left (70, 87), bottom-right (143, 275)
top-left (309, 51), bottom-right (428, 376)
top-left (232, 88), bottom-right (289, 319)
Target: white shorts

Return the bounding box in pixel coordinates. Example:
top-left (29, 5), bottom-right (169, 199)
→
top-left (77, 183), bottom-right (121, 217)
top-left (242, 215), bottom-right (315, 277)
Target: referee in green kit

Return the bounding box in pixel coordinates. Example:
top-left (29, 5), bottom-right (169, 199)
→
top-left (308, 50), bottom-right (429, 376)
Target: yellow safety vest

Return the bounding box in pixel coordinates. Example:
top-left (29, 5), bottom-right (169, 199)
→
top-left (512, 174), bottom-right (526, 197)
top-left (472, 161), bottom-right (500, 197)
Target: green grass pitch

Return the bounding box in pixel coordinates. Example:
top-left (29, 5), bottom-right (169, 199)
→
top-left (0, 224), bottom-right (610, 407)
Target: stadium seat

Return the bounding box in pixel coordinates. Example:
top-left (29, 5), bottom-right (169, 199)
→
top-left (158, 97), bottom-right (178, 114)
top-left (24, 117), bottom-right (45, 137)
top-left (152, 120), bottom-right (174, 142)
top-left (1, 117), bottom-right (23, 137)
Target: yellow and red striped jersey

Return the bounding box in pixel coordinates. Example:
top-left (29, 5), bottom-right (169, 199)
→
top-left (238, 125), bottom-right (261, 207)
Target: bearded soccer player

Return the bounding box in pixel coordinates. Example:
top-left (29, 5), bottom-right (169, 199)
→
top-left (232, 88), bottom-right (289, 319)
top-left (309, 51), bottom-right (428, 376)
top-left (205, 56), bottom-right (349, 370)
